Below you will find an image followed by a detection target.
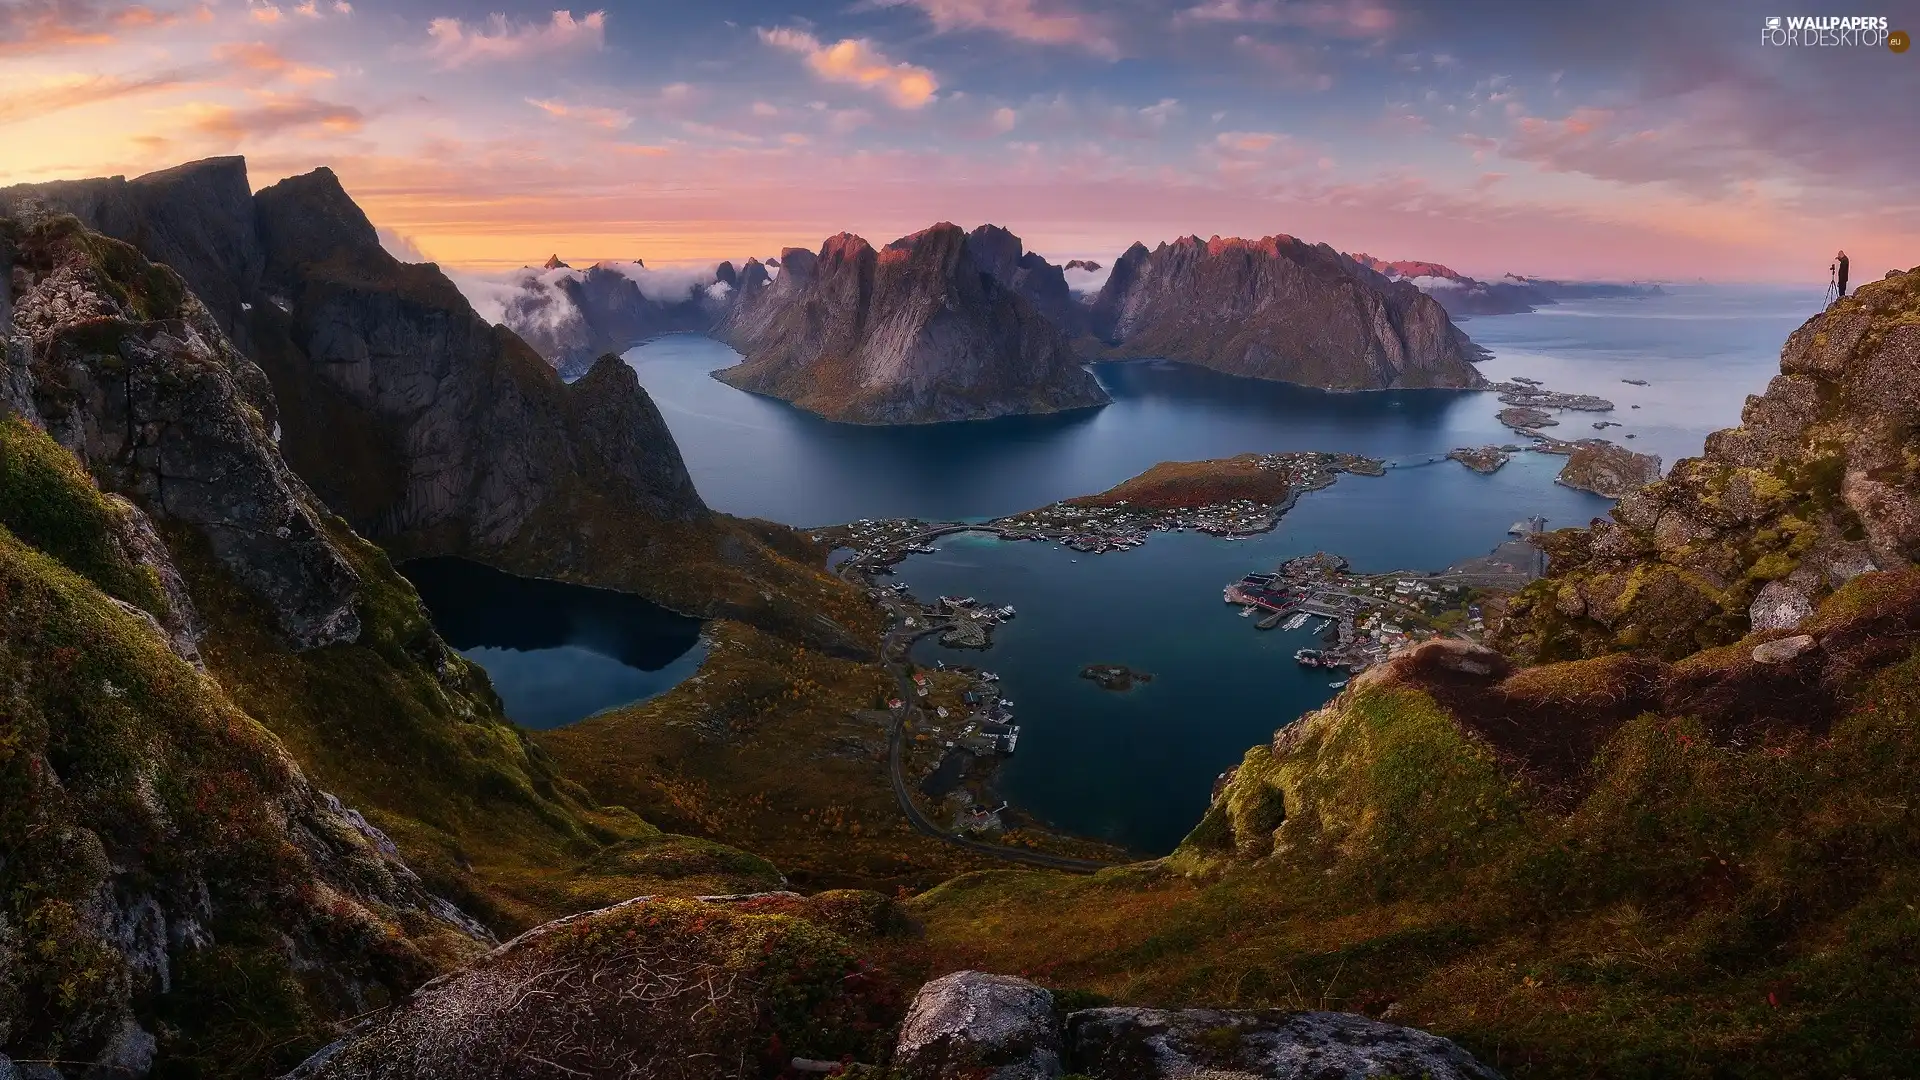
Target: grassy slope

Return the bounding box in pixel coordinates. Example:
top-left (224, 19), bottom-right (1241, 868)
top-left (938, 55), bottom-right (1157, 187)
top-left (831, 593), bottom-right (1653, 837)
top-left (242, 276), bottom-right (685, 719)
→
top-left (0, 417), bottom-right (479, 1076)
top-left (1067, 454), bottom-right (1301, 510)
top-left (539, 620), bottom-right (997, 893)
top-left (909, 573), bottom-right (1920, 1076)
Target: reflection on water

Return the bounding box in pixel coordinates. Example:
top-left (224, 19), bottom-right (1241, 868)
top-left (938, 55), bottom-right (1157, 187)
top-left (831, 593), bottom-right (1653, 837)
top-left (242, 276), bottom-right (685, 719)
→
top-left (623, 288), bottom-right (1816, 527)
top-left (401, 557), bottom-right (707, 729)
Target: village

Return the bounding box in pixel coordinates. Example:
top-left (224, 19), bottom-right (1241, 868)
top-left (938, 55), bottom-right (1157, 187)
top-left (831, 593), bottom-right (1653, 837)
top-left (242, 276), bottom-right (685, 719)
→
top-left (1220, 520), bottom-right (1551, 675)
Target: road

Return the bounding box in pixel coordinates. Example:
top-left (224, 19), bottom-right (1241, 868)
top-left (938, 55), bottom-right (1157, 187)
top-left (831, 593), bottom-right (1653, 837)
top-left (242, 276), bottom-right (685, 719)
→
top-left (844, 558), bottom-right (1119, 874)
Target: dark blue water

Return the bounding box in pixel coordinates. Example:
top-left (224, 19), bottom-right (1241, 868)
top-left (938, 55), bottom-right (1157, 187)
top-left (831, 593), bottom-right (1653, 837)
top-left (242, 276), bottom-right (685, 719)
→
top-left (402, 557), bottom-right (709, 729)
top-left (605, 288), bottom-right (1814, 850)
top-left (622, 284), bottom-right (1818, 527)
top-left (903, 455), bottom-right (1608, 854)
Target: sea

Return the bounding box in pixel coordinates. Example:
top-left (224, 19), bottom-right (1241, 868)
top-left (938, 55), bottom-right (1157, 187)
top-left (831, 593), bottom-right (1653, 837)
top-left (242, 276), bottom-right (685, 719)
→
top-left (407, 284), bottom-right (1824, 853)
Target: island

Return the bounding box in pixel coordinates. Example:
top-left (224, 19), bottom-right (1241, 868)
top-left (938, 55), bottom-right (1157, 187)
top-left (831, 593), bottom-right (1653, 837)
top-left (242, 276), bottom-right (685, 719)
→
top-left (1080, 664), bottom-right (1154, 691)
top-left (1448, 445), bottom-right (1512, 474)
top-left (1553, 440), bottom-right (1664, 496)
top-left (1498, 406), bottom-right (1558, 431)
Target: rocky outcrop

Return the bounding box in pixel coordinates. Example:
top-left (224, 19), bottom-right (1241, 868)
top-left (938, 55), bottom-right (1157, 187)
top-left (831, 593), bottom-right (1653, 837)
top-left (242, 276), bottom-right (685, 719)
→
top-left (892, 973), bottom-right (1502, 1080)
top-left (1088, 235), bottom-right (1485, 390)
top-left (4, 212), bottom-right (360, 648)
top-left (285, 893), bottom-right (908, 1080)
top-left (1496, 265), bottom-right (1920, 662)
top-left (0, 411), bottom-right (490, 1080)
top-left (714, 223), bottom-right (1110, 424)
top-left (0, 157), bottom-right (264, 339)
top-left (896, 971), bottom-right (1063, 1079)
top-left (1553, 441), bottom-right (1663, 497)
top-left (1068, 1008), bottom-right (1504, 1080)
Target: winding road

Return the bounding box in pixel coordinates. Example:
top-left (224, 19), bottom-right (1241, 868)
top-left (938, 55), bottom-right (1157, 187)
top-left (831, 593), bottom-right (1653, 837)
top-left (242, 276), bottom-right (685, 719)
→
top-left (839, 545), bottom-right (1118, 874)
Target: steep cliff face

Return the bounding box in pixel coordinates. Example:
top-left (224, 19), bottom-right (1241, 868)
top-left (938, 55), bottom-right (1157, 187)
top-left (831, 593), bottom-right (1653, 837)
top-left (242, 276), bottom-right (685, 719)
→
top-left (964, 224), bottom-right (1085, 336)
top-left (1088, 235), bottom-right (1485, 390)
top-left (0, 402), bottom-right (491, 1076)
top-left (0, 157), bottom-right (263, 342)
top-left (714, 223), bottom-right (1110, 424)
top-left (1496, 267), bottom-right (1920, 662)
top-left (3, 213), bottom-right (359, 648)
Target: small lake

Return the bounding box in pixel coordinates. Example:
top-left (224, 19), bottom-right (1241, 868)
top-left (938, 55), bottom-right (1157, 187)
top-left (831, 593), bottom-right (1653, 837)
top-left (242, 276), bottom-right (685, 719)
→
top-left (401, 557), bottom-right (709, 729)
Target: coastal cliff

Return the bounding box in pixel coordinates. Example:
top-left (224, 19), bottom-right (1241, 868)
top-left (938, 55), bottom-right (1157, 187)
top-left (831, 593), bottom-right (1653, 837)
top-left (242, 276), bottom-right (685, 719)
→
top-left (1088, 235), bottom-right (1486, 390)
top-left (713, 222), bottom-right (1110, 424)
top-left (1497, 266), bottom-right (1920, 662)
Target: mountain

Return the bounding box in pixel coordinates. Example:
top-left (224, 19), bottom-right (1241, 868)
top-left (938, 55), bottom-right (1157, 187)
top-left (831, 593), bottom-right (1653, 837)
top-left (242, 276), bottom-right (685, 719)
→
top-left (1351, 252), bottom-right (1664, 317)
top-left (2, 158), bottom-right (872, 656)
top-left (0, 207), bottom-right (801, 1077)
top-left (963, 223), bottom-right (1086, 335)
top-left (493, 260), bottom-right (732, 380)
top-left (712, 222), bottom-right (1110, 424)
top-left (1087, 235), bottom-right (1486, 390)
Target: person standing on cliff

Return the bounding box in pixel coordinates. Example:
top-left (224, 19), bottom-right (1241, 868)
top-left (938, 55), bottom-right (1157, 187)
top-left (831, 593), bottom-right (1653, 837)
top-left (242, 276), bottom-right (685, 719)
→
top-left (1836, 250), bottom-right (1850, 297)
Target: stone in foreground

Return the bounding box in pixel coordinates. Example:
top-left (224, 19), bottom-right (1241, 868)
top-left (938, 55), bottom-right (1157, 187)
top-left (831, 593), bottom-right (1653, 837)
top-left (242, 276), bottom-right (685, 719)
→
top-left (1068, 1007), bottom-right (1505, 1080)
top-left (896, 971), bottom-right (1063, 1080)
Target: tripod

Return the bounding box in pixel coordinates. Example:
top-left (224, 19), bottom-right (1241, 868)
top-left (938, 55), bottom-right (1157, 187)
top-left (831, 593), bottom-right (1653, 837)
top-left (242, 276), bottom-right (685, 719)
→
top-left (1824, 263), bottom-right (1839, 306)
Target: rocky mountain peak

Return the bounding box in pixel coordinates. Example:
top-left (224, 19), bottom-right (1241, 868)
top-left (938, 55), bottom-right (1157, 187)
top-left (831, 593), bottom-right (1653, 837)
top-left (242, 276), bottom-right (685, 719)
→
top-left (1087, 231), bottom-right (1484, 390)
top-left (712, 220), bottom-right (1109, 424)
top-left (543, 254), bottom-right (570, 270)
top-left (255, 166), bottom-right (384, 278)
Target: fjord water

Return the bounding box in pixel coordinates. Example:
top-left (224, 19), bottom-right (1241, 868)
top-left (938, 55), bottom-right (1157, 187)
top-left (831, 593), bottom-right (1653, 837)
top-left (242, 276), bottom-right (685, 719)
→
top-left (607, 284), bottom-right (1823, 853)
top-left (624, 285), bottom-right (1819, 526)
top-left (402, 557), bottom-right (708, 730)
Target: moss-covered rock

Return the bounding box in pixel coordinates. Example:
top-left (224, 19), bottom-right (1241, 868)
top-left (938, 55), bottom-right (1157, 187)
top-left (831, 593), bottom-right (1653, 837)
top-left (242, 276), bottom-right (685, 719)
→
top-left (1498, 268), bottom-right (1920, 663)
top-left (288, 894), bottom-right (913, 1079)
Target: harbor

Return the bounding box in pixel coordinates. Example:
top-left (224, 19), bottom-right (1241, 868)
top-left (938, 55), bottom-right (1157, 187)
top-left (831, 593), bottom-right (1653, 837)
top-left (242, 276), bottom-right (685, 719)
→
top-left (1222, 526), bottom-right (1554, 672)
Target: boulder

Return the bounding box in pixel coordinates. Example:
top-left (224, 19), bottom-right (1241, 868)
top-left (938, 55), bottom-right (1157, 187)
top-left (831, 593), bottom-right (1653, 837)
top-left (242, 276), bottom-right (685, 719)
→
top-left (895, 971), bottom-right (1063, 1080)
top-left (1752, 634), bottom-right (1817, 665)
top-left (1749, 580), bottom-right (1814, 632)
top-left (1066, 1008), bottom-right (1504, 1080)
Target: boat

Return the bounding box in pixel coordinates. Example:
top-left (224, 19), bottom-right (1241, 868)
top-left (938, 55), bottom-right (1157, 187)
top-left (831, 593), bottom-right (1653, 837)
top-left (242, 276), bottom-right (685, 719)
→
top-left (1282, 612), bottom-right (1308, 631)
top-left (1240, 606), bottom-right (1254, 618)
top-left (999, 606), bottom-right (1016, 618)
top-left (1329, 679), bottom-right (1348, 689)
top-left (981, 672), bottom-right (999, 682)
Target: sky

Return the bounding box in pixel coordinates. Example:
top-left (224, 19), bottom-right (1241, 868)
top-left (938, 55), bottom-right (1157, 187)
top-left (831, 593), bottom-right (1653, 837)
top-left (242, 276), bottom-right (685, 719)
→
top-left (3, 0), bottom-right (1918, 281)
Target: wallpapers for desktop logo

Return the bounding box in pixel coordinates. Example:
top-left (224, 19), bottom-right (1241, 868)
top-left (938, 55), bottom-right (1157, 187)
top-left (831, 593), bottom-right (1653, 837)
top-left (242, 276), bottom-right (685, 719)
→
top-left (1760, 14), bottom-right (1899, 47)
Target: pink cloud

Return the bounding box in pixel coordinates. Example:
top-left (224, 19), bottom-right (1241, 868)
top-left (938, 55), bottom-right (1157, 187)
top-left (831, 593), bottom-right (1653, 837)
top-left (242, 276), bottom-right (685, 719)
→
top-left (1180, 0), bottom-right (1393, 38)
top-left (866, 0), bottom-right (1119, 60)
top-left (425, 9), bottom-right (607, 69)
top-left (526, 97), bottom-right (631, 130)
top-left (758, 27), bottom-right (939, 109)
